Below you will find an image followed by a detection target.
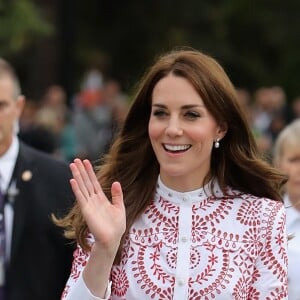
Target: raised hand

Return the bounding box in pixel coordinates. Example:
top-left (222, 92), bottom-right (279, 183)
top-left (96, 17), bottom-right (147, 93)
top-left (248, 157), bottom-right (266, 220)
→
top-left (69, 158), bottom-right (126, 254)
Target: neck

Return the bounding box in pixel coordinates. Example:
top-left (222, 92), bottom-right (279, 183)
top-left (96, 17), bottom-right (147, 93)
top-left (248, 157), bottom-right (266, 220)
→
top-left (0, 135), bottom-right (14, 156)
top-left (159, 174), bottom-right (209, 192)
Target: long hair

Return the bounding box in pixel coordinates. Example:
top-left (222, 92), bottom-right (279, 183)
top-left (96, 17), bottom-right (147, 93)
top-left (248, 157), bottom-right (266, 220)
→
top-left (55, 48), bottom-right (286, 263)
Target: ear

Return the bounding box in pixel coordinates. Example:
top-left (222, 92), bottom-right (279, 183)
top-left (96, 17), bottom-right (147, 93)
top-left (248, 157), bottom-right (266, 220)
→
top-left (15, 95), bottom-right (25, 118)
top-left (216, 122), bottom-right (228, 140)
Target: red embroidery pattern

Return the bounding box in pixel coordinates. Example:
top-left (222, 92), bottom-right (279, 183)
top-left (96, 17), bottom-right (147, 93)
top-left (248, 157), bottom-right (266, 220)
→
top-left (64, 247), bottom-right (87, 283)
top-left (111, 267), bottom-right (129, 297)
top-left (61, 237), bottom-right (91, 299)
top-left (61, 187), bottom-right (288, 300)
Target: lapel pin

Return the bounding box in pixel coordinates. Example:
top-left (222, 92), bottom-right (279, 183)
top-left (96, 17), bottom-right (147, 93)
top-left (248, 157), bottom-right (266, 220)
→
top-left (22, 170), bottom-right (32, 181)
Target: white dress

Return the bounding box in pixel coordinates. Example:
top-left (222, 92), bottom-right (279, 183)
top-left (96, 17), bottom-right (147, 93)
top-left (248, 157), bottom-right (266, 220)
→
top-left (62, 178), bottom-right (288, 300)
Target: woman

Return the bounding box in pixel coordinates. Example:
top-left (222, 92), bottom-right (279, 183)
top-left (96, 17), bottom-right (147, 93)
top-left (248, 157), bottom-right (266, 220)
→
top-left (57, 48), bottom-right (288, 299)
top-left (273, 119), bottom-right (300, 300)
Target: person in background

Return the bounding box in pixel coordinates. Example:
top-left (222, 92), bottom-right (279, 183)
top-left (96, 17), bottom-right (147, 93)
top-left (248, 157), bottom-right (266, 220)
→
top-left (18, 98), bottom-right (39, 133)
top-left (235, 87), bottom-right (253, 124)
top-left (101, 79), bottom-right (129, 141)
top-left (73, 69), bottom-right (113, 161)
top-left (18, 106), bottom-right (59, 155)
top-left (0, 57), bottom-right (75, 300)
top-left (273, 119), bottom-right (300, 300)
top-left (58, 48), bottom-right (288, 299)
top-left (40, 85), bottom-right (78, 161)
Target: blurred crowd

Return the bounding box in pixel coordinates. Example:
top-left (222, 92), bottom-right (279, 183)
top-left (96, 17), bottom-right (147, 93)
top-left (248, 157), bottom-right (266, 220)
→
top-left (18, 69), bottom-right (300, 164)
top-left (235, 85), bottom-right (299, 160)
top-left (18, 69), bottom-right (129, 163)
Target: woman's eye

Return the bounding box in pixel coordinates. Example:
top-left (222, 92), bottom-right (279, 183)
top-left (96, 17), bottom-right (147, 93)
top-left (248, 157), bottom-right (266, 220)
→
top-left (185, 111), bottom-right (200, 119)
top-left (153, 109), bottom-right (167, 117)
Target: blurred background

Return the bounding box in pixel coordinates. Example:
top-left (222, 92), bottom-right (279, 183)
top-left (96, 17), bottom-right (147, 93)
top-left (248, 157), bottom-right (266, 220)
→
top-left (1, 0), bottom-right (300, 161)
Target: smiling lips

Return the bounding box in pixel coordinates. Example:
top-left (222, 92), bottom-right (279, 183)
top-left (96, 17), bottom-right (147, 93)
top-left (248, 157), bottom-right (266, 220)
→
top-left (163, 143), bottom-right (191, 153)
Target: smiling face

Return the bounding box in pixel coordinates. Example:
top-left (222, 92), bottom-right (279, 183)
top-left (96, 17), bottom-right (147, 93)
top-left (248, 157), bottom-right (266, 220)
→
top-left (148, 73), bottom-right (226, 191)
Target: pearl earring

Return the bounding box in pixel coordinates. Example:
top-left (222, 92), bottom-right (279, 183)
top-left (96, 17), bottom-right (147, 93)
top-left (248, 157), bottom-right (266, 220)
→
top-left (214, 138), bottom-right (220, 149)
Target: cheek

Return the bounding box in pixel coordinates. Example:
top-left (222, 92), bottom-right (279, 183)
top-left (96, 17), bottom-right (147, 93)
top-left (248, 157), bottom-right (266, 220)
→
top-left (287, 166), bottom-right (300, 177)
top-left (6, 108), bottom-right (18, 122)
top-left (197, 129), bottom-right (218, 155)
top-left (189, 127), bottom-right (214, 145)
top-left (279, 162), bottom-right (293, 176)
top-left (148, 121), bottom-right (161, 140)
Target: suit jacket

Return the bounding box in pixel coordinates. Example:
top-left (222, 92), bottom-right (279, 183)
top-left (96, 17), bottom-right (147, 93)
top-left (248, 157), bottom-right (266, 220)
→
top-left (4, 141), bottom-right (75, 300)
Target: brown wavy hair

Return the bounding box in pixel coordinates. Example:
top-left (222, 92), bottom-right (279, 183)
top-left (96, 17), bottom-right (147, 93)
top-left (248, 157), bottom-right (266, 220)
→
top-left (55, 48), bottom-right (286, 263)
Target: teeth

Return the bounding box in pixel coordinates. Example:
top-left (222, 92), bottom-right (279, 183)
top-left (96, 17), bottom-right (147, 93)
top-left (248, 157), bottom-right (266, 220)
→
top-left (164, 144), bottom-right (190, 151)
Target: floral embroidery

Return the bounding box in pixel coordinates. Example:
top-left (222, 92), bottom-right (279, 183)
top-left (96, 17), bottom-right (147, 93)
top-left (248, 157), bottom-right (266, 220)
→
top-left (61, 183), bottom-right (288, 300)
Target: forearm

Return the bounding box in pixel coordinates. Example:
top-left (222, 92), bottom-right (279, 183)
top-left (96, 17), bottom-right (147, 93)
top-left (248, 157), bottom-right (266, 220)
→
top-left (82, 242), bottom-right (117, 298)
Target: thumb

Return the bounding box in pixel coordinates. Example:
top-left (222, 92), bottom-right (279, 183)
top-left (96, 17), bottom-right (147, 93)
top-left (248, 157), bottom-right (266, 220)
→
top-left (111, 181), bottom-right (124, 208)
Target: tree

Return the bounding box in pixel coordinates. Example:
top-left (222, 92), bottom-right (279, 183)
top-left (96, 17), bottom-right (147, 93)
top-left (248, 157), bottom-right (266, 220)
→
top-left (74, 0), bottom-right (300, 100)
top-left (0, 0), bottom-right (53, 56)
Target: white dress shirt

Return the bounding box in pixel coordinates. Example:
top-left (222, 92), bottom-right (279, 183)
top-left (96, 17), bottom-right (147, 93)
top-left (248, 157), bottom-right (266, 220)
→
top-left (0, 136), bottom-right (19, 262)
top-left (284, 195), bottom-right (300, 300)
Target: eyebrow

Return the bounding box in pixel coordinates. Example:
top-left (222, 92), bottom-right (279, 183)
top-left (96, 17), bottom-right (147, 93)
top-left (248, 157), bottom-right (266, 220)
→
top-left (152, 103), bottom-right (204, 109)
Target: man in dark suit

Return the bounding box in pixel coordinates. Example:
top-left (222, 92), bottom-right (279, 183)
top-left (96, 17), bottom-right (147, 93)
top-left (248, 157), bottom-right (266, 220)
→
top-left (0, 58), bottom-right (75, 300)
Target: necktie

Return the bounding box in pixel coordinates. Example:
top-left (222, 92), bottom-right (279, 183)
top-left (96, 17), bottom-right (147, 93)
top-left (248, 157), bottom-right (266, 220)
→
top-left (0, 184), bottom-right (5, 298)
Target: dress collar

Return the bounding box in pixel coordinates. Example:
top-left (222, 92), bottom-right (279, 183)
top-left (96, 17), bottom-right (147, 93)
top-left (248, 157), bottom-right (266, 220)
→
top-left (155, 175), bottom-right (222, 204)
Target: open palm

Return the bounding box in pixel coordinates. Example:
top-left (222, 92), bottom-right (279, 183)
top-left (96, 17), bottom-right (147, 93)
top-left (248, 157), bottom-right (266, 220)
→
top-left (69, 159), bottom-right (126, 251)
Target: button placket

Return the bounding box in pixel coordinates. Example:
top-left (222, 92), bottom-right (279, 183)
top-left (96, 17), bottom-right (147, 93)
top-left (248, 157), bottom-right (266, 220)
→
top-left (181, 236), bottom-right (188, 243)
top-left (182, 195), bottom-right (189, 202)
top-left (173, 193), bottom-right (192, 300)
top-left (177, 278), bottom-right (185, 286)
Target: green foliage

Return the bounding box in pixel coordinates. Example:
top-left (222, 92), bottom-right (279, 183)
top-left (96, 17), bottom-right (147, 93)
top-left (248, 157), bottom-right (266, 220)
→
top-left (3, 1), bottom-right (300, 100)
top-left (0, 0), bottom-right (53, 55)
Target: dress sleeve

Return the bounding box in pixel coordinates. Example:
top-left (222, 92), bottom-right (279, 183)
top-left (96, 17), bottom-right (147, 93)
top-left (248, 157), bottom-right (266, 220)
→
top-left (61, 243), bottom-right (112, 300)
top-left (249, 200), bottom-right (288, 299)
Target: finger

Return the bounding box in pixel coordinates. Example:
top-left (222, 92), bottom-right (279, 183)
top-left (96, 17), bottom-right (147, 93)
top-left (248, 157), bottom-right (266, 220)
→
top-left (111, 181), bottom-right (124, 209)
top-left (82, 159), bottom-right (104, 196)
top-left (73, 159), bottom-right (95, 197)
top-left (70, 161), bottom-right (89, 199)
top-left (69, 178), bottom-right (88, 207)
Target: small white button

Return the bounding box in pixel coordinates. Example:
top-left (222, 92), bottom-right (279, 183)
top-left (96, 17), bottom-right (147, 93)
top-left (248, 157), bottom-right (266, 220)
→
top-left (182, 196), bottom-right (189, 202)
top-left (181, 236), bottom-right (188, 243)
top-left (178, 279), bottom-right (185, 286)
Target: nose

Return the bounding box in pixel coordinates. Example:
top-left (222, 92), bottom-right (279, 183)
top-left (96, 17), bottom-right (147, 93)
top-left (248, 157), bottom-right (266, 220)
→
top-left (165, 117), bottom-right (183, 137)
